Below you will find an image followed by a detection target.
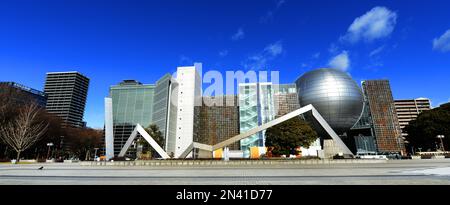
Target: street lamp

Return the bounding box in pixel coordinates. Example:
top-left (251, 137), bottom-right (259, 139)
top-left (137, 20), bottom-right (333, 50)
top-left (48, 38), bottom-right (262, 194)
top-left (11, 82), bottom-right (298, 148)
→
top-left (46, 143), bottom-right (54, 160)
top-left (437, 135), bottom-right (445, 151)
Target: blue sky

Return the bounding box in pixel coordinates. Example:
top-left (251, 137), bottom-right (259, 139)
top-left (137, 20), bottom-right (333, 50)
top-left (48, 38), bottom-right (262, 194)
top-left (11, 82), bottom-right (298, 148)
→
top-left (1, 0), bottom-right (450, 128)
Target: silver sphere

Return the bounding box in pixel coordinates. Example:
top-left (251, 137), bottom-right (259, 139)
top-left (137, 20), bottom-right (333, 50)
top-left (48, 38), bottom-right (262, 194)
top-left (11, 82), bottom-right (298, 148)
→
top-left (295, 68), bottom-right (364, 134)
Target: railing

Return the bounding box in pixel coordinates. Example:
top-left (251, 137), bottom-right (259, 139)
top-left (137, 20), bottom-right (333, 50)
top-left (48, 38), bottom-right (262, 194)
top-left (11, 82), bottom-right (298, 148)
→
top-left (417, 151), bottom-right (450, 156)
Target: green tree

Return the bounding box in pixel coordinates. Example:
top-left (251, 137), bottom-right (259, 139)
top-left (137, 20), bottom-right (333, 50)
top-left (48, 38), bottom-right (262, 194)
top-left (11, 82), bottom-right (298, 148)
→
top-left (142, 124), bottom-right (164, 158)
top-left (405, 103), bottom-right (450, 152)
top-left (265, 116), bottom-right (318, 157)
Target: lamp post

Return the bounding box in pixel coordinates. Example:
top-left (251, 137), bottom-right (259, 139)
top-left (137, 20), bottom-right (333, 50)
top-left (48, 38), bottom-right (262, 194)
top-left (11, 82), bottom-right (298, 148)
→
top-left (46, 143), bottom-right (54, 160)
top-left (437, 135), bottom-right (445, 151)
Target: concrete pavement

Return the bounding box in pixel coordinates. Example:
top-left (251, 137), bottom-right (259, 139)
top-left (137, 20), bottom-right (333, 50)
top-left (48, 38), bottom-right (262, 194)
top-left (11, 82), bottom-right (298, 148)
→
top-left (1, 159), bottom-right (449, 185)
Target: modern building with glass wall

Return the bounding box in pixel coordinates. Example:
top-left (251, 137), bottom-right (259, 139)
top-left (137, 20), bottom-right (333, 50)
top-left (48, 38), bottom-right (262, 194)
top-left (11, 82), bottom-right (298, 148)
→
top-left (108, 80), bottom-right (155, 156)
top-left (238, 82), bottom-right (277, 158)
top-left (44, 71), bottom-right (89, 127)
top-left (151, 73), bottom-right (179, 157)
top-left (0, 82), bottom-right (47, 107)
top-left (350, 99), bottom-right (378, 154)
top-left (104, 64), bottom-right (202, 158)
top-left (362, 80), bottom-right (405, 155)
top-left (101, 63), bottom-right (423, 159)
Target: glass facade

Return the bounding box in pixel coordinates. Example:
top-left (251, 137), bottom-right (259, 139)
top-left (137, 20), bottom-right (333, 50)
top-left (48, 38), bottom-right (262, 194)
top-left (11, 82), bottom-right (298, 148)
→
top-left (239, 83), bottom-right (259, 158)
top-left (152, 74), bottom-right (172, 140)
top-left (238, 83), bottom-right (275, 158)
top-left (354, 135), bottom-right (377, 154)
top-left (111, 80), bottom-right (154, 125)
top-left (275, 83), bottom-right (297, 94)
top-left (151, 73), bottom-right (178, 155)
top-left (258, 83), bottom-right (276, 147)
top-left (110, 80), bottom-right (155, 155)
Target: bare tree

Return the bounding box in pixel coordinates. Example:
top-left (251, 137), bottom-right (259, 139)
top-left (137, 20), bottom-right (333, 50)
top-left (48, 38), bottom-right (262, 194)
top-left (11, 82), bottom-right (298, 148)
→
top-left (0, 103), bottom-right (49, 162)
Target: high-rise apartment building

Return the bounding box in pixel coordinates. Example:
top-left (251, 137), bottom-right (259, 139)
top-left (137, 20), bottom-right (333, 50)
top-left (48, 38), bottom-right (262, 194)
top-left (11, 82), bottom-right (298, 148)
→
top-left (44, 71), bottom-right (89, 127)
top-left (194, 96), bottom-right (240, 150)
top-left (107, 80), bottom-right (155, 155)
top-left (394, 98), bottom-right (431, 138)
top-left (362, 80), bottom-right (405, 154)
top-left (0, 82), bottom-right (47, 107)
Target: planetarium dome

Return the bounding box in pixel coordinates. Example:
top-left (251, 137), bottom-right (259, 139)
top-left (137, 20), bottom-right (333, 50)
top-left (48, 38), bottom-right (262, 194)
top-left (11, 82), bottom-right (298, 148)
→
top-left (295, 68), bottom-right (364, 134)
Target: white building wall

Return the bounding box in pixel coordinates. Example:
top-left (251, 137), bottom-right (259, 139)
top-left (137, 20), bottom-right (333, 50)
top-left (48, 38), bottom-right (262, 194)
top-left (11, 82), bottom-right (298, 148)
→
top-left (300, 138), bottom-right (322, 157)
top-left (104, 97), bottom-right (114, 160)
top-left (174, 63), bottom-right (202, 157)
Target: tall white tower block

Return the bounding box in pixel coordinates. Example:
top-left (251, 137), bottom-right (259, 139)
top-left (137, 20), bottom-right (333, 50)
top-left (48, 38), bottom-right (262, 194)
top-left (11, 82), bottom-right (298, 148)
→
top-left (104, 97), bottom-right (114, 160)
top-left (174, 63), bottom-right (202, 157)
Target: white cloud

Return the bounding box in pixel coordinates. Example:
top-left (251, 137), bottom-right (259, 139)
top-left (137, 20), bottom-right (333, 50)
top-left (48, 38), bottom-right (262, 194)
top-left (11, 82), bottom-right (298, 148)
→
top-left (276, 0), bottom-right (286, 9)
top-left (433, 29), bottom-right (450, 52)
top-left (260, 0), bottom-right (286, 23)
top-left (231, 28), bottom-right (245, 41)
top-left (242, 41), bottom-right (283, 70)
top-left (369, 45), bottom-right (385, 57)
top-left (328, 51), bottom-right (350, 71)
top-left (312, 52), bottom-right (320, 59)
top-left (219, 50), bottom-right (228, 57)
top-left (328, 43), bottom-right (339, 54)
top-left (341, 6), bottom-right (397, 43)
top-left (264, 41), bottom-right (283, 57)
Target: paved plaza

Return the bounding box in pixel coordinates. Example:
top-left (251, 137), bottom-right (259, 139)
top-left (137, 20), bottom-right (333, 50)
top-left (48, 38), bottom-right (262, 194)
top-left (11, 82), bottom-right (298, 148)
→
top-left (1, 159), bottom-right (450, 185)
